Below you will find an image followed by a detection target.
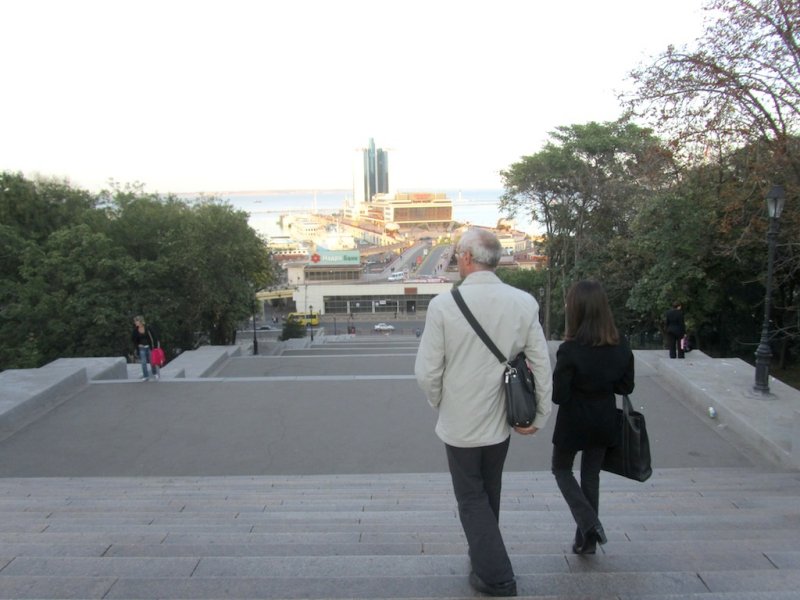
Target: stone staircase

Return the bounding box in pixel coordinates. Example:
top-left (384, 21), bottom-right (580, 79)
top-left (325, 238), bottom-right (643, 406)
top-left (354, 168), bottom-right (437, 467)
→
top-left (1, 467), bottom-right (799, 599)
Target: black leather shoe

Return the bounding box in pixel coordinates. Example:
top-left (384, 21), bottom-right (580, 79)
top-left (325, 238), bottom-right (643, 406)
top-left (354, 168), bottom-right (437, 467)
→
top-left (571, 532), bottom-right (597, 555)
top-left (469, 571), bottom-right (517, 597)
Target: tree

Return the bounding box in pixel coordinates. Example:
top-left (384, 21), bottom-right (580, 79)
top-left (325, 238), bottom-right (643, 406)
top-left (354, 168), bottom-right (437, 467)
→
top-left (7, 225), bottom-right (139, 367)
top-left (0, 175), bottom-right (276, 370)
top-left (626, 0), bottom-right (800, 363)
top-left (181, 201), bottom-right (273, 345)
top-left (500, 119), bottom-right (675, 337)
top-left (279, 319), bottom-right (306, 341)
top-left (626, 0), bottom-right (800, 174)
top-left (0, 172), bottom-right (100, 243)
top-left (105, 193), bottom-right (274, 348)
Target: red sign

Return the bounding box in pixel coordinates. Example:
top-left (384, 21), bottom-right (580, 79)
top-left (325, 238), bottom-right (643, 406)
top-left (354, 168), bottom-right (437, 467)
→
top-left (311, 253), bottom-right (321, 263)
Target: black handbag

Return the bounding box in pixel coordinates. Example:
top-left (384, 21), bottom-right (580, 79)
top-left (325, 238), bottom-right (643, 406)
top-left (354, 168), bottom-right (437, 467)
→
top-left (602, 394), bottom-right (652, 482)
top-left (451, 289), bottom-right (537, 428)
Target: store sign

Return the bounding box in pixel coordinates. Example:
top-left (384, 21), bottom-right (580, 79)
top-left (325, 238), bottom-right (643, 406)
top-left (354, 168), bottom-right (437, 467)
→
top-left (309, 250), bottom-right (361, 265)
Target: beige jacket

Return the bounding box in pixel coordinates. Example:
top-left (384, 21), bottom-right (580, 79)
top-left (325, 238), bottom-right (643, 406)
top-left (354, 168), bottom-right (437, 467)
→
top-left (414, 271), bottom-right (553, 447)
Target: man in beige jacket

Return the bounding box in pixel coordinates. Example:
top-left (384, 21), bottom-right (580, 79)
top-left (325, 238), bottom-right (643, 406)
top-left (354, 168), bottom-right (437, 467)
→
top-left (415, 228), bottom-right (552, 597)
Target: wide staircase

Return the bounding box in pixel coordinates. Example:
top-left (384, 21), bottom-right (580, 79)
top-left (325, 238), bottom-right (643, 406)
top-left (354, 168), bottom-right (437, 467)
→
top-left (2, 333), bottom-right (800, 598)
top-left (0, 467), bottom-right (799, 599)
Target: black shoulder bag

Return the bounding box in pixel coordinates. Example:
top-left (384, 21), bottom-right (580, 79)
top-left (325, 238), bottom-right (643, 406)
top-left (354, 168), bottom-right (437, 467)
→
top-left (601, 394), bottom-right (652, 482)
top-left (451, 289), bottom-right (537, 427)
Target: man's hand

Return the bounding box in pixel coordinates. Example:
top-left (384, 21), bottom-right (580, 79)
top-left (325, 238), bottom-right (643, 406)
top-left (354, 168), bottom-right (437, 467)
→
top-left (513, 424), bottom-right (539, 435)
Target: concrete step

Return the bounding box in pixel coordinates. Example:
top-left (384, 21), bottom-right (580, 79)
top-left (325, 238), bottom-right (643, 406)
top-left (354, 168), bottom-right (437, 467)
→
top-left (0, 468), bottom-right (798, 598)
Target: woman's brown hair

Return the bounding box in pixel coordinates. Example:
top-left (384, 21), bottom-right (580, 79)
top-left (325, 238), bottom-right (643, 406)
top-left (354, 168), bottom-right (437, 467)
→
top-left (564, 280), bottom-right (619, 346)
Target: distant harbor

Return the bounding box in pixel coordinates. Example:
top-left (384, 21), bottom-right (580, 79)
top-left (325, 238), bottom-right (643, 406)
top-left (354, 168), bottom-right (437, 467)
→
top-left (185, 188), bottom-right (531, 236)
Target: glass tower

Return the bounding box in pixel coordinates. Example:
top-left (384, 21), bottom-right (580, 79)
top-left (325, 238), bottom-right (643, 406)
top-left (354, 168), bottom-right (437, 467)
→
top-left (363, 138), bottom-right (389, 202)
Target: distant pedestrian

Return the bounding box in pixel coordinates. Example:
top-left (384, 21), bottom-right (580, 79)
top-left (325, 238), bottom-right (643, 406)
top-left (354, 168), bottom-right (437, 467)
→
top-left (664, 302), bottom-right (686, 359)
top-left (415, 228), bottom-right (552, 597)
top-left (551, 280), bottom-right (635, 555)
top-left (131, 315), bottom-right (161, 381)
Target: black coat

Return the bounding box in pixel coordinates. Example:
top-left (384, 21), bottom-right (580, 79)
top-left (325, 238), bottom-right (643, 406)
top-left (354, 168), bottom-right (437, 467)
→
top-left (551, 339), bottom-right (635, 451)
top-left (131, 325), bottom-right (159, 349)
top-left (664, 308), bottom-right (686, 337)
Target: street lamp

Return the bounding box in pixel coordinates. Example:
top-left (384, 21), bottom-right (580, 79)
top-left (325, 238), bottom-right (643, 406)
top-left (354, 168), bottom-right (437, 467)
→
top-left (754, 184), bottom-right (786, 393)
top-left (538, 286), bottom-right (545, 326)
top-left (251, 295), bottom-right (259, 356)
top-left (308, 304), bottom-right (314, 342)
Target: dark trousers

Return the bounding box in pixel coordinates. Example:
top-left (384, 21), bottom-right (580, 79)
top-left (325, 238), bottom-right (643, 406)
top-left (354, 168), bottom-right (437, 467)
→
top-left (445, 437), bottom-right (514, 585)
top-left (552, 445), bottom-right (606, 539)
top-left (666, 333), bottom-right (685, 359)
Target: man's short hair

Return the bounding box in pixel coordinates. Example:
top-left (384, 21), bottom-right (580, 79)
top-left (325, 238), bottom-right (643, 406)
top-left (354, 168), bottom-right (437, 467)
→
top-left (457, 228), bottom-right (502, 268)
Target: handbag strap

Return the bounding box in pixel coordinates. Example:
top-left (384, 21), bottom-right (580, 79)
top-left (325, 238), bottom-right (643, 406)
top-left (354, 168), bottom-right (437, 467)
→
top-left (622, 394), bottom-right (633, 416)
top-left (452, 289), bottom-right (507, 364)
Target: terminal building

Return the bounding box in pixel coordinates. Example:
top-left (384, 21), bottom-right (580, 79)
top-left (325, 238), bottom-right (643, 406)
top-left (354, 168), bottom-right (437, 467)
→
top-left (272, 248), bottom-right (452, 316)
top-left (359, 192), bottom-right (453, 231)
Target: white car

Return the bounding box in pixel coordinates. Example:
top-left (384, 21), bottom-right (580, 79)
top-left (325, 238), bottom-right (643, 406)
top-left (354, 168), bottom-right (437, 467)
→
top-left (374, 323), bottom-right (395, 332)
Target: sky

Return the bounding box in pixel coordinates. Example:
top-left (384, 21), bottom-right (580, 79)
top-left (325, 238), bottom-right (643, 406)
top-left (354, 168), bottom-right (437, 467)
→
top-left (0, 0), bottom-right (708, 195)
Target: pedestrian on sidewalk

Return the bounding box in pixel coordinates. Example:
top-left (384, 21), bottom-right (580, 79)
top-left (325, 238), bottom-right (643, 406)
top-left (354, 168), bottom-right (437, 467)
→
top-left (131, 315), bottom-right (161, 381)
top-left (415, 228), bottom-right (552, 597)
top-left (551, 280), bottom-right (635, 555)
top-left (664, 301), bottom-right (686, 359)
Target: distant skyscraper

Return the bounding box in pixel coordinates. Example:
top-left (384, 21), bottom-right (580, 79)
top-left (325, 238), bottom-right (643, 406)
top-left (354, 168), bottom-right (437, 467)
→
top-left (363, 138), bottom-right (389, 203)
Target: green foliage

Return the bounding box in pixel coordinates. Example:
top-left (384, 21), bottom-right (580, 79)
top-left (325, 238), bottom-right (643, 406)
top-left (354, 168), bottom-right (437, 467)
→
top-left (499, 118), bottom-right (676, 339)
top-left (624, 0), bottom-right (800, 364)
top-left (279, 319), bottom-right (306, 341)
top-left (495, 268), bottom-right (546, 298)
top-left (0, 172), bottom-right (99, 243)
top-left (501, 118), bottom-right (675, 282)
top-left (493, 0), bottom-right (800, 365)
top-left (0, 173), bottom-right (275, 371)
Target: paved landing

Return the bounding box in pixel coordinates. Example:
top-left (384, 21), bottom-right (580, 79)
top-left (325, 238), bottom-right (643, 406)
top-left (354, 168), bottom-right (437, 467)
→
top-left (0, 356), bottom-right (767, 477)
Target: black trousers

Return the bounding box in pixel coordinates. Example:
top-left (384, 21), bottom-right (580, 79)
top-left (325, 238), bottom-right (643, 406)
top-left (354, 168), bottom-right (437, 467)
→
top-left (552, 444), bottom-right (606, 539)
top-left (445, 437), bottom-right (514, 585)
top-left (666, 332), bottom-right (685, 359)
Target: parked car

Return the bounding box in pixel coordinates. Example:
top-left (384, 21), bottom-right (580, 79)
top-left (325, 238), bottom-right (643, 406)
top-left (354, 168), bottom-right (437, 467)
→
top-left (374, 323), bottom-right (395, 332)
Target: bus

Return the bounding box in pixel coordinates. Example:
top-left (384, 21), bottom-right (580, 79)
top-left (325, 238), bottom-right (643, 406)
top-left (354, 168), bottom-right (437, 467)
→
top-left (287, 312), bottom-right (320, 326)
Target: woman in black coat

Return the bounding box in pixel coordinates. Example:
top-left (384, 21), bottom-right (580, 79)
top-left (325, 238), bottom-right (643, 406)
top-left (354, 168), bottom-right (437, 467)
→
top-left (551, 280), bottom-right (635, 555)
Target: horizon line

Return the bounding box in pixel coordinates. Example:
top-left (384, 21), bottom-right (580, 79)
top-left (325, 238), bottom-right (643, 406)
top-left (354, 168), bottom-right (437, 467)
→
top-left (175, 186), bottom-right (504, 197)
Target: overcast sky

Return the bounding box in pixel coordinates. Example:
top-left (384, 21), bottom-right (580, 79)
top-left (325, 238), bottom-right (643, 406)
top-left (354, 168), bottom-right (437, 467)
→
top-left (1, 0), bottom-right (707, 194)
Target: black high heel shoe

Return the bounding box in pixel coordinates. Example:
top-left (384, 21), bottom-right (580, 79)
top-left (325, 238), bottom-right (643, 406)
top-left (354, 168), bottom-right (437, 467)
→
top-left (572, 524), bottom-right (607, 555)
top-left (571, 529), bottom-right (596, 555)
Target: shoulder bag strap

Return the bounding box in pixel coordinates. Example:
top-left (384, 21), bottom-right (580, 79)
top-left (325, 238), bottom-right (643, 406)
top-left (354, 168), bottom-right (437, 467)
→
top-left (452, 289), bottom-right (507, 364)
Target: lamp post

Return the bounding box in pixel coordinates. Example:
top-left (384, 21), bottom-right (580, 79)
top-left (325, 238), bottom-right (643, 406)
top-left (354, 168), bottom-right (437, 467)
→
top-left (251, 296), bottom-right (259, 356)
top-left (308, 304), bottom-right (314, 342)
top-left (754, 184), bottom-right (786, 393)
top-left (538, 286), bottom-right (545, 326)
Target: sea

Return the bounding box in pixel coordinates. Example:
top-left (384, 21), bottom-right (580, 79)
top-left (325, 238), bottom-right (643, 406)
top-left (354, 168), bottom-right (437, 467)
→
top-left (199, 189), bottom-right (538, 238)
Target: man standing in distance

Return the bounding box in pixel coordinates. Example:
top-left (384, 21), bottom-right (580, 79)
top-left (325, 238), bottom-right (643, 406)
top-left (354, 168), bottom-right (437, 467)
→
top-left (415, 228), bottom-right (553, 597)
top-left (664, 301), bottom-right (686, 359)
